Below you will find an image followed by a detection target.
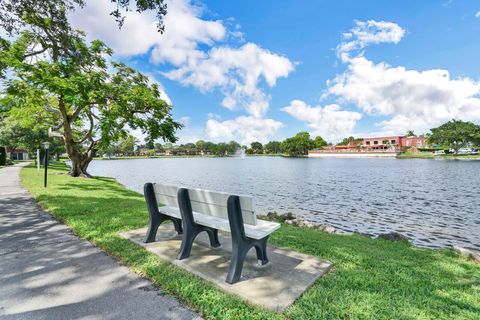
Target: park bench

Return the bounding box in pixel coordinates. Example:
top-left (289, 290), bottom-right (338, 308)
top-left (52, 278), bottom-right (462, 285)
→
top-left (143, 182), bottom-right (281, 284)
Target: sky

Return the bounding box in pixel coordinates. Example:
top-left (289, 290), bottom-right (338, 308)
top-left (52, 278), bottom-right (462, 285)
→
top-left (69, 0), bottom-right (480, 144)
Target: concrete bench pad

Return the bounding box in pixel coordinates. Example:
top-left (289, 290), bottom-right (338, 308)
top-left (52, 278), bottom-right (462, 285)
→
top-left (120, 224), bottom-right (332, 312)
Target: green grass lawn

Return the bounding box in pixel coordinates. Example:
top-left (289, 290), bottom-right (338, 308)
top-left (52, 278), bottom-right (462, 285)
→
top-left (21, 163), bottom-right (480, 319)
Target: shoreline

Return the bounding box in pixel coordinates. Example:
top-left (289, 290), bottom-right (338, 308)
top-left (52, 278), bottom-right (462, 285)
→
top-left (259, 211), bottom-right (480, 254)
top-left (87, 153), bottom-right (480, 161)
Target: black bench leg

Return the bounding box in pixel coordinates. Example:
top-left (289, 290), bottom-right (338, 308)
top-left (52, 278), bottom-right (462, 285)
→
top-left (145, 214), bottom-right (182, 243)
top-left (177, 226), bottom-right (220, 260)
top-left (145, 218), bottom-right (161, 243)
top-left (206, 228), bottom-right (221, 248)
top-left (177, 188), bottom-right (221, 260)
top-left (171, 217), bottom-right (183, 235)
top-left (177, 229), bottom-right (200, 260)
top-left (144, 182), bottom-right (183, 243)
top-left (254, 237), bottom-right (269, 265)
top-left (226, 245), bottom-right (249, 284)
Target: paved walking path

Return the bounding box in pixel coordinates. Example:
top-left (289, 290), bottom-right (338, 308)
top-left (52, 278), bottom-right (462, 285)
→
top-left (0, 164), bottom-right (201, 320)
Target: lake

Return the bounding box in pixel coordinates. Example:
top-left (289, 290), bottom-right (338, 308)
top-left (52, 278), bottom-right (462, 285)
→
top-left (88, 156), bottom-right (480, 250)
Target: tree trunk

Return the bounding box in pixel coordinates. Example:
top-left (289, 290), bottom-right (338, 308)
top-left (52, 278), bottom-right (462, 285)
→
top-left (69, 155), bottom-right (93, 178)
top-left (58, 97), bottom-right (94, 178)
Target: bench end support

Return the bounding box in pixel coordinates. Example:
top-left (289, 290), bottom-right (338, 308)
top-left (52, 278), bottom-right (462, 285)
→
top-left (144, 182), bottom-right (183, 243)
top-left (226, 195), bottom-right (270, 284)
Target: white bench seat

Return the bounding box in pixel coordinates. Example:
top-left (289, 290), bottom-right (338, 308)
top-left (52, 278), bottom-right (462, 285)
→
top-left (159, 205), bottom-right (280, 240)
top-left (144, 183), bottom-right (281, 284)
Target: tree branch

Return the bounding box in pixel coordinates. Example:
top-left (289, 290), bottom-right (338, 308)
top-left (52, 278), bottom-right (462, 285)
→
top-left (23, 47), bottom-right (48, 58)
top-left (43, 104), bottom-right (60, 114)
top-left (76, 111), bottom-right (94, 144)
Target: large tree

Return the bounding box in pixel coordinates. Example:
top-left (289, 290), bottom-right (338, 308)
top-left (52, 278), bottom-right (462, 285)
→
top-left (264, 141), bottom-right (281, 154)
top-left (0, 0), bottom-right (179, 177)
top-left (337, 136), bottom-right (361, 146)
top-left (2, 31), bottom-right (181, 177)
top-left (250, 141), bottom-right (263, 154)
top-left (281, 132), bottom-right (315, 155)
top-left (313, 135), bottom-right (328, 148)
top-left (429, 119), bottom-right (480, 153)
top-left (406, 130), bottom-right (416, 137)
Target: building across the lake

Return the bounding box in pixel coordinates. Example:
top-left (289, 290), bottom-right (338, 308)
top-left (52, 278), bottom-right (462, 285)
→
top-left (361, 136), bottom-right (426, 150)
top-left (309, 136), bottom-right (427, 158)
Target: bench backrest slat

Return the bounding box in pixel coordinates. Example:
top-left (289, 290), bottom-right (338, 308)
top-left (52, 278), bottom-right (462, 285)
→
top-left (153, 184), bottom-right (179, 207)
top-left (152, 183), bottom-right (257, 226)
top-left (187, 188), bottom-right (257, 225)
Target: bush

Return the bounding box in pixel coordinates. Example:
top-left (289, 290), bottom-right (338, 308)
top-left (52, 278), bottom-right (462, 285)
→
top-left (144, 149), bottom-right (155, 157)
top-left (418, 148), bottom-right (443, 152)
top-left (0, 147), bottom-right (6, 166)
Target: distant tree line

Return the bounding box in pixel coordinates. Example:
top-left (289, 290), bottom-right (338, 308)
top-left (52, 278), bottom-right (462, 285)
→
top-left (2, 119), bottom-right (480, 164)
top-left (96, 131), bottom-right (330, 157)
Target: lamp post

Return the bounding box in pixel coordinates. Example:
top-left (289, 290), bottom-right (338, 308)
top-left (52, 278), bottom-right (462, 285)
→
top-left (42, 141), bottom-right (51, 188)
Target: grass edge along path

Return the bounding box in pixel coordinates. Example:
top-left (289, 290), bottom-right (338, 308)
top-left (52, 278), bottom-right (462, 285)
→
top-left (20, 163), bottom-right (480, 319)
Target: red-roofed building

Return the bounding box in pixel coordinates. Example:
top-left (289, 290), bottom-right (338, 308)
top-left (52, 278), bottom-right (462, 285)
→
top-left (309, 136), bottom-right (427, 157)
top-left (362, 136), bottom-right (426, 150)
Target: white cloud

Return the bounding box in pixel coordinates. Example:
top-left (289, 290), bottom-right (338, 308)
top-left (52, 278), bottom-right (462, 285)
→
top-left (145, 74), bottom-right (172, 105)
top-left (70, 0), bottom-right (225, 60)
top-left (205, 116), bottom-right (283, 144)
top-left (69, 0), bottom-right (294, 118)
top-left (476, 11), bottom-right (480, 18)
top-left (326, 56), bottom-right (480, 134)
top-left (149, 0), bottom-right (226, 66)
top-left (337, 20), bottom-right (405, 62)
top-left (282, 100), bottom-right (362, 142)
top-left (70, 1), bottom-right (157, 56)
top-left (283, 19), bottom-right (480, 138)
top-left (179, 116), bottom-right (190, 126)
top-left (163, 42), bottom-right (294, 118)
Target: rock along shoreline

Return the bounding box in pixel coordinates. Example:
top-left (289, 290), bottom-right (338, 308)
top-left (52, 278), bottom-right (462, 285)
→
top-left (258, 211), bottom-right (480, 263)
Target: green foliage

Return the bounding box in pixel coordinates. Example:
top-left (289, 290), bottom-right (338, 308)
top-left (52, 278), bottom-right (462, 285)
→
top-left (406, 130), bottom-right (416, 137)
top-left (249, 141), bottom-right (263, 154)
top-left (263, 141), bottom-right (281, 154)
top-left (0, 117), bottom-right (64, 157)
top-left (429, 119), bottom-right (480, 153)
top-left (195, 140), bottom-right (206, 150)
top-left (1, 29), bottom-right (181, 176)
top-left (281, 131), bottom-right (315, 155)
top-left (154, 142), bottom-right (163, 150)
top-left (313, 136), bottom-right (328, 148)
top-left (145, 138), bottom-right (155, 150)
top-left (98, 134), bottom-right (140, 156)
top-left (120, 135), bottom-right (139, 153)
top-left (0, 146), bottom-right (6, 165)
top-left (21, 162), bottom-right (480, 319)
top-left (191, 140), bottom-right (240, 156)
top-left (144, 149), bottom-right (155, 157)
top-left (337, 136), bottom-right (362, 146)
